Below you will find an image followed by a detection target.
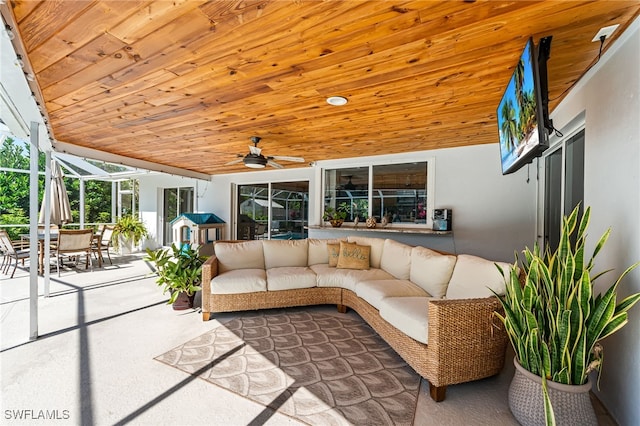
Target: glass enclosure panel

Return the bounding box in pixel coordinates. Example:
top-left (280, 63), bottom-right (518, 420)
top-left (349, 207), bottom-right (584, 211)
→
top-left (372, 162), bottom-right (428, 224)
top-left (324, 167), bottom-right (369, 222)
top-left (271, 181), bottom-right (309, 239)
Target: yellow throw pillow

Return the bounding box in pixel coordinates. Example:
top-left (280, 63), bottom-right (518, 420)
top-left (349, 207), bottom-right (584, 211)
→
top-left (336, 241), bottom-right (370, 270)
top-left (327, 243), bottom-right (341, 267)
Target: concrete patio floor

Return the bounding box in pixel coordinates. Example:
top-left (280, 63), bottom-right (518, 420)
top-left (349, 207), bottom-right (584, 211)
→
top-left (0, 253), bottom-right (614, 425)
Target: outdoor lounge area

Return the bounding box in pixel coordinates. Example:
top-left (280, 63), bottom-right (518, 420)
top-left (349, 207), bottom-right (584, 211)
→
top-left (0, 255), bottom-right (616, 425)
top-left (1, 2), bottom-right (640, 425)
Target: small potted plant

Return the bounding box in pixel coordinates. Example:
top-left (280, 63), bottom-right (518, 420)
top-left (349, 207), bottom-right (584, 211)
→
top-left (112, 215), bottom-right (148, 254)
top-left (145, 243), bottom-right (206, 310)
top-left (323, 202), bottom-right (348, 227)
top-left (492, 204), bottom-right (640, 426)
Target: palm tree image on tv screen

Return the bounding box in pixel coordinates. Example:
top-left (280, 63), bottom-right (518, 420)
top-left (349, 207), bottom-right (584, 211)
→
top-left (498, 39), bottom-right (541, 174)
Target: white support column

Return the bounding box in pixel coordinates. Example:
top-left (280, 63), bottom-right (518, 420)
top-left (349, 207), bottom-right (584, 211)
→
top-left (43, 151), bottom-right (51, 297)
top-left (28, 121), bottom-right (39, 340)
top-left (111, 181), bottom-right (117, 222)
top-left (79, 178), bottom-right (85, 229)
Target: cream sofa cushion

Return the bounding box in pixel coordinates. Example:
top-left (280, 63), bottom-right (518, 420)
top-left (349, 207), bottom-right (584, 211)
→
top-left (380, 239), bottom-right (413, 279)
top-left (410, 246), bottom-right (457, 298)
top-left (263, 239), bottom-right (308, 269)
top-left (379, 297), bottom-right (431, 344)
top-left (266, 266), bottom-right (317, 291)
top-left (310, 264), bottom-right (393, 291)
top-left (215, 241), bottom-right (264, 273)
top-left (355, 279), bottom-right (429, 310)
top-left (445, 254), bottom-right (511, 299)
top-left (211, 269), bottom-right (267, 294)
top-left (347, 236), bottom-right (385, 268)
top-left (308, 238), bottom-right (343, 265)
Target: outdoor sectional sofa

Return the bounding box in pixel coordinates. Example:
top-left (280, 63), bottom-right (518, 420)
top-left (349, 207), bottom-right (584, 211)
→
top-left (201, 236), bottom-right (511, 402)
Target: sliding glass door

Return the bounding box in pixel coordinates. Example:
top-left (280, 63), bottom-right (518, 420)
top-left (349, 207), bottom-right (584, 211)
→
top-left (542, 129), bottom-right (584, 253)
top-left (237, 181), bottom-right (309, 240)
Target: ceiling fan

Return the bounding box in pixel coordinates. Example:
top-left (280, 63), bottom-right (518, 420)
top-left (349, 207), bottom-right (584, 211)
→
top-left (226, 136), bottom-right (305, 169)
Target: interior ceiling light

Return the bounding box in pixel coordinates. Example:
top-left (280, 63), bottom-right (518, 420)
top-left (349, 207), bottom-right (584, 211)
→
top-left (326, 96), bottom-right (348, 106)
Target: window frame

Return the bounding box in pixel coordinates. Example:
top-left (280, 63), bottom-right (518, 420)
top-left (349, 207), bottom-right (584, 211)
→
top-left (321, 157), bottom-right (435, 228)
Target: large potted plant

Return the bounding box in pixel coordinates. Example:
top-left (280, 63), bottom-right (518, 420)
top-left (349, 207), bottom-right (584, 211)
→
top-left (493, 205), bottom-right (640, 426)
top-left (112, 215), bottom-right (148, 254)
top-left (145, 243), bottom-right (206, 310)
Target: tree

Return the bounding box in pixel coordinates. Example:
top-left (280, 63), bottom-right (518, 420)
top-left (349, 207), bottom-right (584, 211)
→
top-left (500, 99), bottom-right (519, 151)
top-left (0, 137), bottom-right (45, 238)
top-left (0, 137), bottom-right (119, 239)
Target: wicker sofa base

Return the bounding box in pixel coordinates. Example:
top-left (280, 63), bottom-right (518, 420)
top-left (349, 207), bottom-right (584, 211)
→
top-left (202, 285), bottom-right (507, 402)
top-left (205, 287), bottom-right (342, 317)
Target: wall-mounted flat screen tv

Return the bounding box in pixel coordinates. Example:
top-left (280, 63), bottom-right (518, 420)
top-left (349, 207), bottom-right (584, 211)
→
top-left (497, 37), bottom-right (550, 175)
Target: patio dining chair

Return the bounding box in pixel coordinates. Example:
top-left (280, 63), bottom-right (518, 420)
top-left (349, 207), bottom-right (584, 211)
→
top-left (92, 225), bottom-right (114, 265)
top-left (53, 229), bottom-right (94, 276)
top-left (0, 230), bottom-right (31, 278)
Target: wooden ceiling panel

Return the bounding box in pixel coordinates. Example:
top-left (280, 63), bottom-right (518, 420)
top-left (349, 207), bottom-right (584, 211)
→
top-left (4, 1), bottom-right (640, 175)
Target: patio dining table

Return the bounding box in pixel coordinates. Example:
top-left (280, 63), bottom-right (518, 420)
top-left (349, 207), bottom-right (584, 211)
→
top-left (20, 232), bottom-right (103, 274)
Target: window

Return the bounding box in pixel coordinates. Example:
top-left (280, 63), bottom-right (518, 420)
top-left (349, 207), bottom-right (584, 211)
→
top-left (373, 163), bottom-right (428, 224)
top-left (323, 160), bottom-right (432, 226)
top-left (323, 167), bottom-right (368, 222)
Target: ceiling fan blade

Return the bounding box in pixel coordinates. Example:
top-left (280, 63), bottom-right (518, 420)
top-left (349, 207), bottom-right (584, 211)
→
top-left (267, 159), bottom-right (284, 169)
top-left (249, 145), bottom-right (262, 155)
top-left (270, 155), bottom-right (305, 163)
top-left (224, 157), bottom-right (244, 166)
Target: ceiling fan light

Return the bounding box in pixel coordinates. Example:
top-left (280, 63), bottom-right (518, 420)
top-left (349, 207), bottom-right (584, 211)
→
top-left (243, 155), bottom-right (267, 168)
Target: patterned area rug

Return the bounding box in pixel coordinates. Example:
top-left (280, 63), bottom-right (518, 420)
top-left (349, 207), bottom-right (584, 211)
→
top-left (155, 308), bottom-right (421, 425)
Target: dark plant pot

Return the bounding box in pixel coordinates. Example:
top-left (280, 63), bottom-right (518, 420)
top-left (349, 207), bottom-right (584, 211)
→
top-left (509, 357), bottom-right (597, 426)
top-left (172, 292), bottom-right (195, 310)
top-left (329, 219), bottom-right (344, 228)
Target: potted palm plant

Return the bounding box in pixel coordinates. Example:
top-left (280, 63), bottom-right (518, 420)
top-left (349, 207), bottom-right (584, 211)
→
top-left (112, 215), bottom-right (148, 253)
top-left (493, 205), bottom-right (640, 426)
top-left (145, 243), bottom-right (206, 310)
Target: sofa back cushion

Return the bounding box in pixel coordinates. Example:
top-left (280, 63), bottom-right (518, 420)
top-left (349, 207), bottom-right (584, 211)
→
top-left (336, 241), bottom-right (370, 270)
top-left (214, 240), bottom-right (265, 273)
top-left (445, 254), bottom-right (511, 299)
top-left (380, 239), bottom-right (412, 279)
top-left (263, 239), bottom-right (308, 269)
top-left (347, 236), bottom-right (385, 268)
top-left (308, 238), bottom-right (343, 265)
top-left (409, 247), bottom-right (457, 298)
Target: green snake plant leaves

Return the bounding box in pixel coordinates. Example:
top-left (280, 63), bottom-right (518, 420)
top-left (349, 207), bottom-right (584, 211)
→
top-left (491, 205), bottom-right (640, 426)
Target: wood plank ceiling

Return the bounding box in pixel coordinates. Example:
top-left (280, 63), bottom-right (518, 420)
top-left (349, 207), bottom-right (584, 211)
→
top-left (4, 1), bottom-right (640, 176)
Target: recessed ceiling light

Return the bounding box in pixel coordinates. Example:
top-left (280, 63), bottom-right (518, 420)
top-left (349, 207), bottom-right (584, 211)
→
top-left (326, 96), bottom-right (348, 106)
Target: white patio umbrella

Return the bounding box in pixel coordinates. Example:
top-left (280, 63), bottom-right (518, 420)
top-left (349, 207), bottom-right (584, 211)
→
top-left (39, 159), bottom-right (72, 226)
